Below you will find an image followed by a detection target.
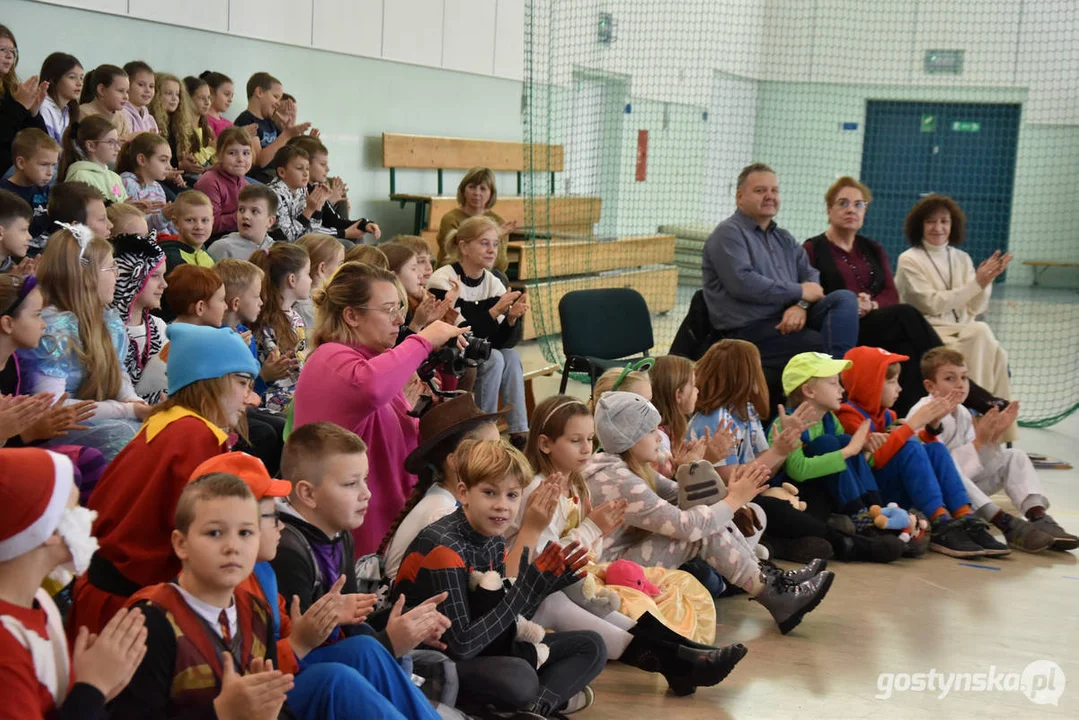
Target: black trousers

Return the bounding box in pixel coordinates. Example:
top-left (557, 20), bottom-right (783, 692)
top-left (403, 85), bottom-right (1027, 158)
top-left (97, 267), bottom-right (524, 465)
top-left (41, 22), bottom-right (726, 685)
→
top-left (236, 407), bottom-right (285, 476)
top-left (456, 631), bottom-right (607, 716)
top-left (856, 304), bottom-right (999, 417)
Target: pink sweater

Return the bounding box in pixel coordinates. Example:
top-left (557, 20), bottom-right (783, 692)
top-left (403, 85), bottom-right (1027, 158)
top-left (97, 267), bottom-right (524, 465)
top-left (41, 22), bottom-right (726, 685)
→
top-left (193, 166), bottom-right (247, 234)
top-left (293, 334), bottom-right (433, 556)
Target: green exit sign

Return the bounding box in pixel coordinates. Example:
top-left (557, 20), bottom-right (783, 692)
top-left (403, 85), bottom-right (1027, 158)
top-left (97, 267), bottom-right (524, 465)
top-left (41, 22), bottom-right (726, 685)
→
top-left (952, 121), bottom-right (981, 133)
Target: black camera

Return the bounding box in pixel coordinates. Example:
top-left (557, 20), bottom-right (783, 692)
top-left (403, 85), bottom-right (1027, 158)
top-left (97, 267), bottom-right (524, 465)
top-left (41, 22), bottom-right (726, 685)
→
top-left (409, 333), bottom-right (492, 418)
top-left (416, 332), bottom-right (491, 382)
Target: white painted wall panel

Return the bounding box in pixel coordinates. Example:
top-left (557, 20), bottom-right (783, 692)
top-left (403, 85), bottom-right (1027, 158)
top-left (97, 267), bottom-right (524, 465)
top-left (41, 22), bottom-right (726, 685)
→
top-left (312, 0), bottom-right (384, 59)
top-left (229, 0), bottom-right (313, 47)
top-left (912, 0), bottom-right (1019, 86)
top-left (382, 0), bottom-right (445, 69)
top-left (128, 0), bottom-right (228, 34)
top-left (493, 0), bottom-right (524, 81)
top-left (443, 0), bottom-right (496, 76)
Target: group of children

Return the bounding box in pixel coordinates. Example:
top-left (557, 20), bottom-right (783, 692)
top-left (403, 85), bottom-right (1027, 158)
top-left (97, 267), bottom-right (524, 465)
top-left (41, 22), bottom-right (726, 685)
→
top-left (1, 20), bottom-right (1076, 720)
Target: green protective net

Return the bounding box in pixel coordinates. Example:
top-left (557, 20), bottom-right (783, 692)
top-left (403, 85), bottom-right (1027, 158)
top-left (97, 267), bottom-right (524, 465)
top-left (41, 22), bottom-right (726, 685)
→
top-left (519, 0), bottom-right (1079, 428)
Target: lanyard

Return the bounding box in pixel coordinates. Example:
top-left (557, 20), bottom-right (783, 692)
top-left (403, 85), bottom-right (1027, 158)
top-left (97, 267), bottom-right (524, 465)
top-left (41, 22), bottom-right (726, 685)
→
top-left (922, 246), bottom-right (960, 322)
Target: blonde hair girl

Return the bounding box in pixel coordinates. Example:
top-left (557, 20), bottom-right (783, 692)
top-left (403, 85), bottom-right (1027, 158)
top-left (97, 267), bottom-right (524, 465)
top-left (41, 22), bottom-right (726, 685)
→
top-left (27, 226), bottom-right (152, 459)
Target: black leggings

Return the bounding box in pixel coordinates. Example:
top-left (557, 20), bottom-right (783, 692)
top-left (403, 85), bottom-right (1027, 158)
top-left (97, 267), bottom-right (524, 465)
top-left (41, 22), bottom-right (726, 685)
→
top-left (456, 631), bottom-right (607, 715)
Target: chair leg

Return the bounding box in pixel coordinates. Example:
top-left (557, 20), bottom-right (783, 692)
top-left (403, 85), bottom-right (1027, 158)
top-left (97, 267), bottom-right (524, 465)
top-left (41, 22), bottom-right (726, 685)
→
top-left (559, 362), bottom-right (571, 394)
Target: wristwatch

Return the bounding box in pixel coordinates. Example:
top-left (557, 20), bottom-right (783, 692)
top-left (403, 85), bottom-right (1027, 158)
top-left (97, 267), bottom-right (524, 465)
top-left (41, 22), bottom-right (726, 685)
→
top-left (796, 300), bottom-right (810, 310)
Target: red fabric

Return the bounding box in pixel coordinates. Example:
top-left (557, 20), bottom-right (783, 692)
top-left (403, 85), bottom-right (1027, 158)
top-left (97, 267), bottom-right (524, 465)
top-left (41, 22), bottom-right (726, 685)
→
top-left (67, 574), bottom-right (129, 640)
top-left (837, 346), bottom-right (914, 468)
top-left (88, 416), bottom-right (227, 590)
top-left (0, 449), bottom-right (55, 545)
top-left (236, 574), bottom-right (299, 676)
top-left (0, 598), bottom-right (66, 720)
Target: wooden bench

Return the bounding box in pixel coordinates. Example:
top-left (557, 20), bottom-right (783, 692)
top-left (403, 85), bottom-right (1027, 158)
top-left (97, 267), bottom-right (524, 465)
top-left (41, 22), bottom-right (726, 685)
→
top-left (1023, 260), bottom-right (1079, 286)
top-left (512, 266), bottom-right (679, 340)
top-left (412, 195), bottom-right (603, 255)
top-left (523, 363), bottom-right (560, 418)
top-left (508, 234), bottom-right (675, 280)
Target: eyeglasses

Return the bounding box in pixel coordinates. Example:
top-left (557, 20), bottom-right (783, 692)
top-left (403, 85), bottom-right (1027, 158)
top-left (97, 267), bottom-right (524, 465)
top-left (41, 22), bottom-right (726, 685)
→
top-left (359, 302), bottom-right (406, 319)
top-left (232, 373), bottom-right (256, 389)
top-left (93, 139), bottom-right (122, 148)
top-left (100, 263), bottom-right (120, 275)
top-left (260, 511), bottom-right (282, 528)
top-left (0, 47), bottom-right (17, 60)
top-left (834, 199), bottom-right (868, 210)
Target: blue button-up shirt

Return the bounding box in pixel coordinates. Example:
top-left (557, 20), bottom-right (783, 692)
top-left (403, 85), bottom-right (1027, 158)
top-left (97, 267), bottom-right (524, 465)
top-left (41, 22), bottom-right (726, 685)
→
top-left (702, 209), bottom-right (819, 330)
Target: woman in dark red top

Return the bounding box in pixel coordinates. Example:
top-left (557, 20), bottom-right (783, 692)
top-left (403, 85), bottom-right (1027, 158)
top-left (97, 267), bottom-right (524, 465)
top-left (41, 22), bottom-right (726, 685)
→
top-left (804, 177), bottom-right (999, 416)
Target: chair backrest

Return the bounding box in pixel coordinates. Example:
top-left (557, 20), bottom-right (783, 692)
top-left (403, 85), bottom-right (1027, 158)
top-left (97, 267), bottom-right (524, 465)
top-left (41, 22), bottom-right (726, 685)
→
top-left (558, 288), bottom-right (654, 360)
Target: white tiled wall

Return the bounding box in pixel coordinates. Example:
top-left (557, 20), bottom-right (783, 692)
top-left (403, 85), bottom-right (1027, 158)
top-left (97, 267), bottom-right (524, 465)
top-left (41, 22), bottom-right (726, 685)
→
top-left (33, 0), bottom-right (525, 81)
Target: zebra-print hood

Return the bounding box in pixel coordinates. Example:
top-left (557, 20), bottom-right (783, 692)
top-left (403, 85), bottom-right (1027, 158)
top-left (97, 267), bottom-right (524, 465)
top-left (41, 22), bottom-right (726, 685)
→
top-left (109, 231), bottom-right (164, 325)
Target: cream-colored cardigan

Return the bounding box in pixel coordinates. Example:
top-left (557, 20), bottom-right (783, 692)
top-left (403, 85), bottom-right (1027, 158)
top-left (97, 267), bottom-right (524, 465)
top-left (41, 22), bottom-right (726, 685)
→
top-left (895, 243), bottom-right (990, 327)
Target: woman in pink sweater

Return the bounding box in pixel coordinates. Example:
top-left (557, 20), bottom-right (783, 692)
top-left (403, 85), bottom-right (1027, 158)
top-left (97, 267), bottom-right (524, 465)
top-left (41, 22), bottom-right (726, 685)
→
top-left (293, 261), bottom-right (468, 555)
top-left (193, 126), bottom-right (250, 235)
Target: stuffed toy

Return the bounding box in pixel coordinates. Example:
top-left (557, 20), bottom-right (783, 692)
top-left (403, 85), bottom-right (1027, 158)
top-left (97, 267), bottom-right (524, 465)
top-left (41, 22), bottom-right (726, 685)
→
top-left (605, 559), bottom-right (662, 597)
top-left (869, 503), bottom-right (928, 545)
top-left (470, 570), bottom-right (549, 667)
top-left (563, 574), bottom-right (622, 617)
top-left (761, 482), bottom-right (807, 511)
top-left (676, 461), bottom-right (762, 539)
top-left (675, 460), bottom-right (726, 508)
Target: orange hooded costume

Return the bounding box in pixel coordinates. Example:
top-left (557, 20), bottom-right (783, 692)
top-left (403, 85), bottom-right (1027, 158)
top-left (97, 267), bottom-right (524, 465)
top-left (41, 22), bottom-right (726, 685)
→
top-left (837, 347), bottom-right (935, 468)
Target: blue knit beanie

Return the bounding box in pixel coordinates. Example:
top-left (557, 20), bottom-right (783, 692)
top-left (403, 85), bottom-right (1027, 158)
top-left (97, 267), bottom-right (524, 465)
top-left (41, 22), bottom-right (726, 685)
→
top-left (166, 323), bottom-right (260, 396)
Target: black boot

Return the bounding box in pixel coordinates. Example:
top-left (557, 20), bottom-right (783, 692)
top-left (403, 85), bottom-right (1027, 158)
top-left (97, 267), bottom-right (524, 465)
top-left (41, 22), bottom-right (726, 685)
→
top-left (622, 614), bottom-right (747, 696)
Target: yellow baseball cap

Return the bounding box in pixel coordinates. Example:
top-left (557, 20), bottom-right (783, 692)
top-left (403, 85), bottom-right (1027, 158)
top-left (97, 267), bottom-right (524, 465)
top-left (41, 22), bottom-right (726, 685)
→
top-left (782, 352), bottom-right (853, 395)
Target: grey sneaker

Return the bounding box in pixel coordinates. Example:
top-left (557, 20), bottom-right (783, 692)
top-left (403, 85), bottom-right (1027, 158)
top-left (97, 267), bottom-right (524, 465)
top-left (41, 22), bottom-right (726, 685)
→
top-left (753, 570), bottom-right (834, 635)
top-left (1000, 514), bottom-right (1055, 552)
top-left (759, 558), bottom-right (828, 585)
top-left (1029, 514), bottom-right (1079, 551)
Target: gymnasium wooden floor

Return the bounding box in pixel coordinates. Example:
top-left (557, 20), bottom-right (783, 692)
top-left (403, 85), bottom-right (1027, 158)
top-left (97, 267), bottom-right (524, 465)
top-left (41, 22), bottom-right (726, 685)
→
top-left (525, 360), bottom-right (1078, 719)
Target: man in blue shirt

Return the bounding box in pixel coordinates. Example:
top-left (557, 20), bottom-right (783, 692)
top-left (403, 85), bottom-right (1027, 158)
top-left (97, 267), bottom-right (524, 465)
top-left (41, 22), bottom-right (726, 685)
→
top-left (702, 163), bottom-right (858, 370)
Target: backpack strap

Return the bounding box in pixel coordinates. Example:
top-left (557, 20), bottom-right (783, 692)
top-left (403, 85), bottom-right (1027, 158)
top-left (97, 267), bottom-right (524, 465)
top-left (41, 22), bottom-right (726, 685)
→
top-left (278, 523), bottom-right (324, 599)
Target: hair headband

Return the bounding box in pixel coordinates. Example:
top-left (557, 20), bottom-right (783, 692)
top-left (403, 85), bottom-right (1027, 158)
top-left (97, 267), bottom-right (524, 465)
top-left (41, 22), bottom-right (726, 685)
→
top-left (539, 398), bottom-right (589, 431)
top-left (2, 274), bottom-right (37, 317)
top-left (55, 221), bottom-right (95, 265)
top-left (612, 357), bottom-right (656, 392)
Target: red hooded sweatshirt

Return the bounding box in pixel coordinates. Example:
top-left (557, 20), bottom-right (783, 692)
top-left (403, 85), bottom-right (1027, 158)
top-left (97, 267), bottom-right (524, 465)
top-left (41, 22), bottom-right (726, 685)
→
top-left (837, 346), bottom-right (928, 468)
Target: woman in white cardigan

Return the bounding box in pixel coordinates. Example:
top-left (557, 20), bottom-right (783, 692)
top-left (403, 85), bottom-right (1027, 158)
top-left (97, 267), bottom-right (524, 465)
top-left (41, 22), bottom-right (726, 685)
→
top-left (895, 194), bottom-right (1014, 439)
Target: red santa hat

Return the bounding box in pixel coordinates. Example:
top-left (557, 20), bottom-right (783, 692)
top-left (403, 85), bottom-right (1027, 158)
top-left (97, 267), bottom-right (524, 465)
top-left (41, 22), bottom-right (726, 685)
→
top-left (0, 449), bottom-right (75, 563)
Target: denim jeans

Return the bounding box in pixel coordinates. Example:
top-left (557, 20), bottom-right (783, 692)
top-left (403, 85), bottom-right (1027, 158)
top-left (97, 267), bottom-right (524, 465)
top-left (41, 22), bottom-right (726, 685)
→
top-left (474, 348), bottom-right (528, 433)
top-left (729, 289), bottom-right (860, 367)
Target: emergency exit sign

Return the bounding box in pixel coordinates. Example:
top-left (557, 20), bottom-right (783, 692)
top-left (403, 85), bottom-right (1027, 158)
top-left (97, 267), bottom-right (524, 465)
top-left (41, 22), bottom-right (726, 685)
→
top-left (951, 121), bottom-right (981, 133)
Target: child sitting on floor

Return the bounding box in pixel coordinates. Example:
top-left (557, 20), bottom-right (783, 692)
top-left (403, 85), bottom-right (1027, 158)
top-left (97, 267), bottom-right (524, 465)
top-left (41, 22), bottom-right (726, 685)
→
top-left (194, 451), bottom-right (444, 720)
top-left (515, 394), bottom-right (748, 696)
top-left (110, 472), bottom-right (295, 717)
top-left (0, 448), bottom-right (147, 719)
top-left (393, 438), bottom-right (605, 719)
top-left (66, 322), bottom-right (258, 637)
top-left (587, 391), bottom-right (833, 635)
top-left (911, 347), bottom-right (1078, 552)
top-left (692, 340), bottom-right (905, 564)
top-left (380, 393), bottom-right (504, 581)
top-left (836, 347), bottom-right (1005, 558)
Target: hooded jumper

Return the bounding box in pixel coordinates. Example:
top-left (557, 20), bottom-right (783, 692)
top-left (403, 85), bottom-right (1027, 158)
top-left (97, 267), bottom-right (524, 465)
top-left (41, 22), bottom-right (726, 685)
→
top-left (110, 233), bottom-right (168, 403)
top-left (837, 346), bottom-right (932, 468)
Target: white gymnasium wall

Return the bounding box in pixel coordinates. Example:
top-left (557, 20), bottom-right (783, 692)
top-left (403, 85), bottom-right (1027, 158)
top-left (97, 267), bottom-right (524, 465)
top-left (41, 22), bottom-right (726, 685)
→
top-left (32, 0), bottom-right (526, 81)
top-left (8, 0), bottom-right (526, 238)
